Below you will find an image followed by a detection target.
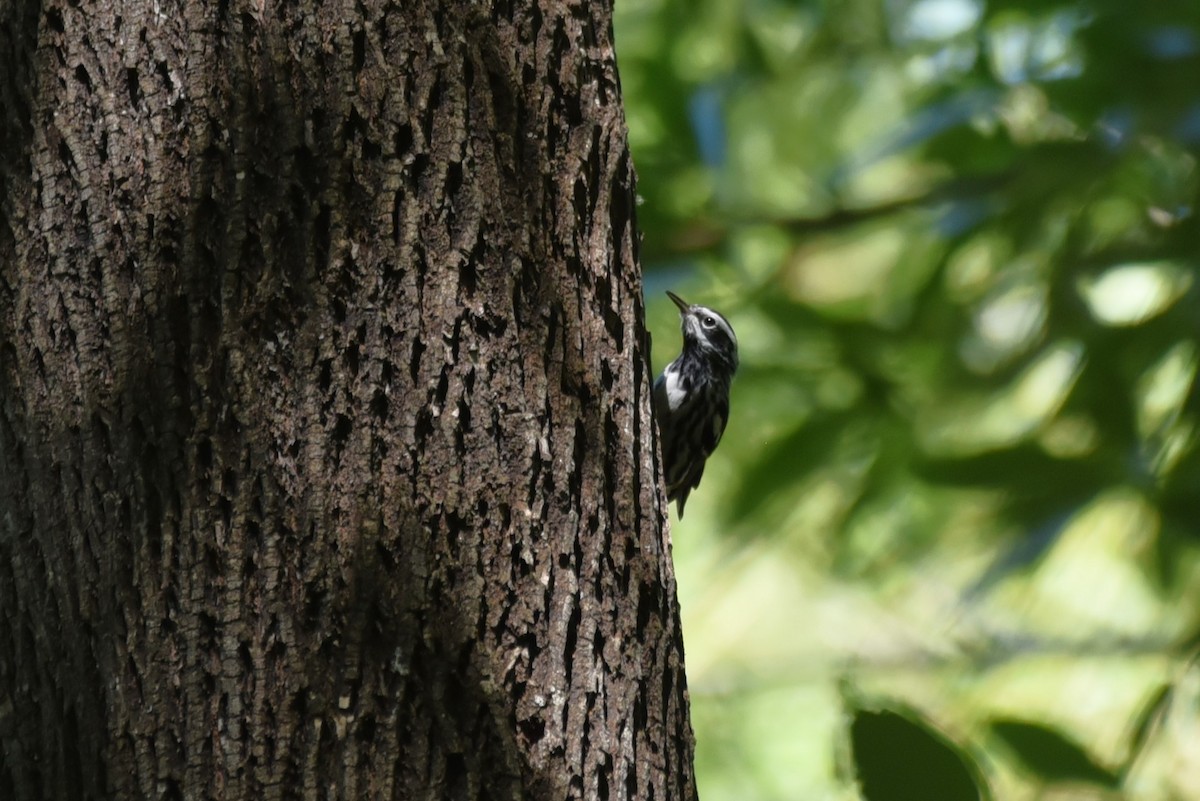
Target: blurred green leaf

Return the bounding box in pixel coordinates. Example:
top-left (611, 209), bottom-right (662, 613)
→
top-left (989, 717), bottom-right (1121, 787)
top-left (850, 706), bottom-right (988, 801)
top-left (1121, 683), bottom-right (1173, 778)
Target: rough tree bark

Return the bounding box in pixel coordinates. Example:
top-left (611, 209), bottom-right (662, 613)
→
top-left (0, 1), bottom-right (696, 799)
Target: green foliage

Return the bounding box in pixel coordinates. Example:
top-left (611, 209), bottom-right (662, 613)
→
top-left (988, 717), bottom-right (1119, 788)
top-left (850, 702), bottom-right (988, 801)
top-left (618, 0), bottom-right (1200, 797)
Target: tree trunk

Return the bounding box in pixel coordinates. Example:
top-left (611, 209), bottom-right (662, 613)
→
top-left (0, 2), bottom-right (696, 799)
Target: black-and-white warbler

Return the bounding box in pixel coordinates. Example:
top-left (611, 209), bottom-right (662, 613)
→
top-left (653, 291), bottom-right (738, 517)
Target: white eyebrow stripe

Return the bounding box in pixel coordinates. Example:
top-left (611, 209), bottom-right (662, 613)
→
top-left (697, 307), bottom-right (737, 347)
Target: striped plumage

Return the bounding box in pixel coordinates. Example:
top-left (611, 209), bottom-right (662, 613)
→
top-left (652, 291), bottom-right (738, 517)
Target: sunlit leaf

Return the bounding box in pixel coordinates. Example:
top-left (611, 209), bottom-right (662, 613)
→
top-left (888, 0), bottom-right (985, 44)
top-left (1077, 262), bottom-right (1194, 327)
top-left (917, 341), bottom-right (1085, 455)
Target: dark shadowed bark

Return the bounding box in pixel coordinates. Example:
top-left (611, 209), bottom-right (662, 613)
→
top-left (0, 1), bottom-right (696, 799)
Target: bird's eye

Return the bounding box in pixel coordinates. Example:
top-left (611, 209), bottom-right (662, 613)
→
top-left (702, 316), bottom-right (716, 329)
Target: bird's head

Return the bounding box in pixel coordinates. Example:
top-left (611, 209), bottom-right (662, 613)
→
top-left (668, 291), bottom-right (739, 371)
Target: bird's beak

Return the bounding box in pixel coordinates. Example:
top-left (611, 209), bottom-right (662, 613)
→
top-left (666, 291), bottom-right (690, 313)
